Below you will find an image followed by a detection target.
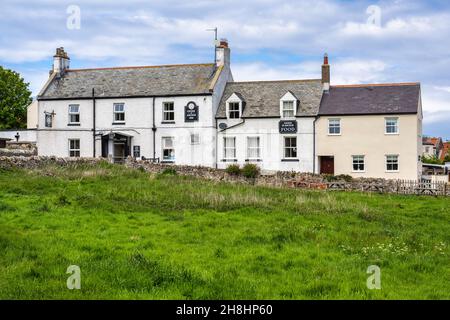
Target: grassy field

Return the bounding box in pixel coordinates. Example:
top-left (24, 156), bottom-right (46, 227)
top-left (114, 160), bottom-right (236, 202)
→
top-left (0, 162), bottom-right (449, 300)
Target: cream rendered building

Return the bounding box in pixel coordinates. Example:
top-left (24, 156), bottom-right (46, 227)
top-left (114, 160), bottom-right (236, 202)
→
top-left (316, 83), bottom-right (423, 180)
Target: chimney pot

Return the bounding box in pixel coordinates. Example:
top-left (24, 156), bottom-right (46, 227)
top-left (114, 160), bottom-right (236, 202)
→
top-left (216, 39), bottom-right (230, 68)
top-left (322, 53), bottom-right (330, 92)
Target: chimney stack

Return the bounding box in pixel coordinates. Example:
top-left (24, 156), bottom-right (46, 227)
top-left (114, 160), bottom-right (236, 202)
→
top-left (322, 53), bottom-right (330, 92)
top-left (216, 38), bottom-right (230, 68)
top-left (52, 47), bottom-right (70, 75)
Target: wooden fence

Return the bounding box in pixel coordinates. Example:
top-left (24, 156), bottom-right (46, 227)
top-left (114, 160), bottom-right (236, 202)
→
top-left (324, 180), bottom-right (450, 196)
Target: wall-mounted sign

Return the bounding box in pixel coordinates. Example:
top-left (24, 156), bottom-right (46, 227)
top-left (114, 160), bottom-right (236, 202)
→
top-left (184, 102), bottom-right (199, 122)
top-left (133, 145), bottom-right (141, 158)
top-left (279, 120), bottom-right (298, 134)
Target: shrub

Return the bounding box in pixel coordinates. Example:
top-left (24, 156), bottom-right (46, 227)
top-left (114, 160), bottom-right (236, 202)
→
top-left (241, 163), bottom-right (260, 179)
top-left (161, 168), bottom-right (177, 175)
top-left (336, 174), bottom-right (353, 182)
top-left (225, 164), bottom-right (241, 176)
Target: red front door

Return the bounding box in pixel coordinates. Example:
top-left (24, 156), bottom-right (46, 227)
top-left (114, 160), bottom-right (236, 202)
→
top-left (320, 156), bottom-right (335, 175)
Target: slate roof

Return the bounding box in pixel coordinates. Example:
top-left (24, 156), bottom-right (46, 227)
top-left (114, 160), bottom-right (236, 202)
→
top-left (216, 80), bottom-right (323, 118)
top-left (38, 64), bottom-right (217, 99)
top-left (319, 83), bottom-right (420, 116)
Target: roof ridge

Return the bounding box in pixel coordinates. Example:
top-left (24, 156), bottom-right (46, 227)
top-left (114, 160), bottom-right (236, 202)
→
top-left (229, 79), bottom-right (321, 84)
top-left (332, 82), bottom-right (420, 88)
top-left (67, 63), bottom-right (214, 72)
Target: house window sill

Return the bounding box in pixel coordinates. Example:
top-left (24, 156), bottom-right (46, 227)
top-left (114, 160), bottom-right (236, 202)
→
top-left (282, 159), bottom-right (299, 162)
top-left (112, 122), bottom-right (125, 125)
top-left (222, 159), bottom-right (238, 162)
top-left (245, 159), bottom-right (262, 162)
top-left (67, 123), bottom-right (80, 126)
top-left (161, 121), bottom-right (175, 124)
top-left (161, 160), bottom-right (175, 164)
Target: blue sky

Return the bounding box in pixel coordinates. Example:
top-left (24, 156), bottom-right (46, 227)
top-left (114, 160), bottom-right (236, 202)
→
top-left (0, 0), bottom-right (449, 139)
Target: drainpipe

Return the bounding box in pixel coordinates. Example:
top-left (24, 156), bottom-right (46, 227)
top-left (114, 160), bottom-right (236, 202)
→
top-left (215, 118), bottom-right (218, 169)
top-left (92, 88), bottom-right (96, 158)
top-left (152, 97), bottom-right (156, 161)
top-left (313, 117), bottom-right (317, 174)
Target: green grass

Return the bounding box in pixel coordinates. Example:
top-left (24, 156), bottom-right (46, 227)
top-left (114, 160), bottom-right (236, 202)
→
top-left (0, 163), bottom-right (449, 299)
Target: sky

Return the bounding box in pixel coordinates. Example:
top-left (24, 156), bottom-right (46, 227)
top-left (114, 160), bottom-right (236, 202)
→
top-left (0, 0), bottom-right (449, 139)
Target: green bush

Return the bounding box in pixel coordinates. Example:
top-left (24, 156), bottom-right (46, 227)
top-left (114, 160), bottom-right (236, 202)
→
top-left (336, 174), bottom-right (353, 182)
top-left (225, 164), bottom-right (241, 176)
top-left (161, 168), bottom-right (177, 175)
top-left (242, 163), bottom-right (260, 179)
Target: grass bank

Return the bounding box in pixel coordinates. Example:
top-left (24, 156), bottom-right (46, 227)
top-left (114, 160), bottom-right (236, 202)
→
top-left (0, 163), bottom-right (448, 299)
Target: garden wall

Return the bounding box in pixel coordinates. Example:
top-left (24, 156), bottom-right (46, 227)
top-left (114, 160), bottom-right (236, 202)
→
top-left (0, 156), bottom-right (448, 196)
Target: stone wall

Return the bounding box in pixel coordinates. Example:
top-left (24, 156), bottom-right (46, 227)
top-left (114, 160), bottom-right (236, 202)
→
top-left (0, 141), bottom-right (37, 157)
top-left (1, 156), bottom-right (447, 196)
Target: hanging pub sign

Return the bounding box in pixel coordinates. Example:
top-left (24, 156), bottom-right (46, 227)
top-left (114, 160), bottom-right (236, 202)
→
top-left (133, 145), bottom-right (141, 158)
top-left (279, 120), bottom-right (298, 134)
top-left (44, 111), bottom-right (55, 128)
top-left (184, 101), bottom-right (199, 122)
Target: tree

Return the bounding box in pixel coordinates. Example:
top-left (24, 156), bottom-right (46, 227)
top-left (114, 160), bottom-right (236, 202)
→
top-left (444, 148), bottom-right (450, 163)
top-left (0, 66), bottom-right (32, 129)
top-left (422, 155), bottom-right (443, 165)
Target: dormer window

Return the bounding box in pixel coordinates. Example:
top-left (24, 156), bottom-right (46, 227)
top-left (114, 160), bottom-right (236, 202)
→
top-left (228, 102), bottom-right (240, 119)
top-left (226, 93), bottom-right (244, 120)
top-left (282, 101), bottom-right (295, 118)
top-left (280, 91), bottom-right (298, 118)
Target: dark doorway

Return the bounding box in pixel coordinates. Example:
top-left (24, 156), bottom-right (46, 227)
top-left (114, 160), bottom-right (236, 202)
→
top-left (101, 133), bottom-right (132, 163)
top-left (320, 156), bottom-right (335, 175)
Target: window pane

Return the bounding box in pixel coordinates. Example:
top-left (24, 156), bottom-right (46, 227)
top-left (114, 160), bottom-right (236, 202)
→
top-left (282, 101), bottom-right (294, 117)
top-left (229, 103), bottom-right (240, 119)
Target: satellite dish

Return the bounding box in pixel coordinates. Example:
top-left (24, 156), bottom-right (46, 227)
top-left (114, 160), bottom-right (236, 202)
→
top-left (218, 123), bottom-right (228, 130)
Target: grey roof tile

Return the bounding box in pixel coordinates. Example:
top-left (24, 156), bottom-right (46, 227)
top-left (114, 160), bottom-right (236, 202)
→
top-left (38, 64), bottom-right (217, 99)
top-left (216, 80), bottom-right (323, 118)
top-left (319, 83), bottom-right (420, 115)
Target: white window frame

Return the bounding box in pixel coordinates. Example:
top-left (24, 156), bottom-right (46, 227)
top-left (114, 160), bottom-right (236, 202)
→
top-left (162, 137), bottom-right (175, 162)
top-left (386, 155), bottom-right (399, 172)
top-left (190, 133), bottom-right (200, 145)
top-left (385, 117), bottom-right (399, 135)
top-left (281, 100), bottom-right (295, 118)
top-left (227, 102), bottom-right (241, 119)
top-left (283, 136), bottom-right (297, 159)
top-left (68, 139), bottom-right (80, 158)
top-left (113, 103), bottom-right (125, 123)
top-left (328, 118), bottom-right (341, 135)
top-left (352, 155), bottom-right (365, 172)
top-left (68, 104), bottom-right (80, 124)
top-left (163, 102), bottom-right (175, 122)
top-left (223, 136), bottom-right (236, 160)
top-left (246, 136), bottom-right (261, 160)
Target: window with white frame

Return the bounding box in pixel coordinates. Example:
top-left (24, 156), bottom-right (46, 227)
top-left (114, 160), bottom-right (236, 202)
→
top-left (385, 117), bottom-right (399, 134)
top-left (282, 101), bottom-right (295, 118)
top-left (68, 139), bottom-right (80, 157)
top-left (190, 133), bottom-right (200, 145)
top-left (163, 102), bottom-right (175, 122)
top-left (386, 155), bottom-right (399, 171)
top-left (284, 137), bottom-right (297, 159)
top-left (228, 102), bottom-right (240, 119)
top-left (224, 137), bottom-right (236, 160)
top-left (113, 103), bottom-right (125, 123)
top-left (352, 155), bottom-right (365, 172)
top-left (328, 119), bottom-right (341, 135)
top-left (162, 137), bottom-right (175, 161)
top-left (247, 137), bottom-right (261, 159)
top-left (68, 105), bottom-right (80, 124)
